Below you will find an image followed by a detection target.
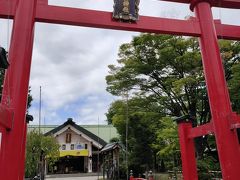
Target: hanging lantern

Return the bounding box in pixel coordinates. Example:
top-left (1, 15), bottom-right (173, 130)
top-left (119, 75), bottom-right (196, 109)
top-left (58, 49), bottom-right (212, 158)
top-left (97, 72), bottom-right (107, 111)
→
top-left (113, 0), bottom-right (140, 21)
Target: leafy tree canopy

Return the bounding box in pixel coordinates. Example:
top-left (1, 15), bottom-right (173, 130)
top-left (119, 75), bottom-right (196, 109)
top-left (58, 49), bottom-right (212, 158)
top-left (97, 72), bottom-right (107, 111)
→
top-left (106, 34), bottom-right (204, 123)
top-left (105, 34), bottom-right (240, 171)
top-left (25, 131), bottom-right (60, 178)
top-left (106, 34), bottom-right (240, 124)
top-left (0, 69), bottom-right (33, 110)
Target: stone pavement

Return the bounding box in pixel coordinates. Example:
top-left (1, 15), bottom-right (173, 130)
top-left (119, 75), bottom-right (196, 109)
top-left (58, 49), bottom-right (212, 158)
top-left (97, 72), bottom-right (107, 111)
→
top-left (45, 173), bottom-right (103, 180)
top-left (46, 176), bottom-right (101, 180)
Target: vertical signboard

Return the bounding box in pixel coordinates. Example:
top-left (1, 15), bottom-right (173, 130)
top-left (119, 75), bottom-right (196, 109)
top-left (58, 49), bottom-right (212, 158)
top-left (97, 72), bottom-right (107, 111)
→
top-left (113, 0), bottom-right (140, 21)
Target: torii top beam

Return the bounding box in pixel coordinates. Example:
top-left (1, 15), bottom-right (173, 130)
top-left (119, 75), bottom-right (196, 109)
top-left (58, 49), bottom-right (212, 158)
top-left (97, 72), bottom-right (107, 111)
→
top-left (0, 0), bottom-right (240, 44)
top-left (161, 0), bottom-right (240, 9)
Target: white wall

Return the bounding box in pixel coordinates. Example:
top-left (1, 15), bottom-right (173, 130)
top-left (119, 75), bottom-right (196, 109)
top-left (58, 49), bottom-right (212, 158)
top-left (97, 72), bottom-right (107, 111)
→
top-left (55, 126), bottom-right (90, 151)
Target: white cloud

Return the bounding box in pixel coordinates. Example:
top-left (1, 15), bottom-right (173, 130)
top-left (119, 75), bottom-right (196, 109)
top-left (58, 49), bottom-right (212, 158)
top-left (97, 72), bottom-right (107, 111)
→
top-left (0, 19), bottom-right (13, 50)
top-left (29, 22), bottom-right (138, 124)
top-left (1, 1), bottom-right (238, 125)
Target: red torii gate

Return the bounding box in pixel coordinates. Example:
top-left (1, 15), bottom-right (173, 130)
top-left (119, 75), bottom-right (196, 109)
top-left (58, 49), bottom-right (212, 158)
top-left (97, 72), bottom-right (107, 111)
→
top-left (0, 0), bottom-right (240, 179)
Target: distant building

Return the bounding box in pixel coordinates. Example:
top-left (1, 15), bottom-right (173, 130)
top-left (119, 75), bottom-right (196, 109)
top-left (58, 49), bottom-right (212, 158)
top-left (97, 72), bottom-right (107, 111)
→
top-left (28, 118), bottom-right (119, 174)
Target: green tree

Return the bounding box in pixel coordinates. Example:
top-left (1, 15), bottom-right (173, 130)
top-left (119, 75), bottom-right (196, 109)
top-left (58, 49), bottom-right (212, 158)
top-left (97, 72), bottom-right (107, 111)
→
top-left (25, 131), bottom-right (60, 178)
top-left (106, 34), bottom-right (240, 124)
top-left (106, 34), bottom-right (206, 161)
top-left (153, 117), bottom-right (178, 158)
top-left (106, 97), bottom-right (162, 173)
top-left (223, 40), bottom-right (240, 112)
top-left (152, 117), bottom-right (180, 170)
top-left (106, 34), bottom-right (240, 171)
top-left (106, 35), bottom-right (205, 123)
top-left (0, 69), bottom-right (33, 109)
top-left (109, 137), bottom-right (120, 143)
top-left (229, 64), bottom-right (240, 112)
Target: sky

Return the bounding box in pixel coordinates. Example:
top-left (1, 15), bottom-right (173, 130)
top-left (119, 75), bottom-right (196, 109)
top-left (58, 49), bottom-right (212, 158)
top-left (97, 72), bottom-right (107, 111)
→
top-left (0, 0), bottom-right (240, 125)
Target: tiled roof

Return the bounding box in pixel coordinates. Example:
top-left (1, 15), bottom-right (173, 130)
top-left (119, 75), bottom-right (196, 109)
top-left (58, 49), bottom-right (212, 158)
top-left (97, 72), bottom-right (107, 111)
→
top-left (44, 118), bottom-right (107, 146)
top-left (28, 119), bottom-right (119, 144)
top-left (101, 142), bottom-right (122, 152)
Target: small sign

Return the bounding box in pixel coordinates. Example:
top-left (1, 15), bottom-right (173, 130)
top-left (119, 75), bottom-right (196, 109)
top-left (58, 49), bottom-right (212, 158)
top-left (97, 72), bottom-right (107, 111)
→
top-left (113, 0), bottom-right (140, 21)
top-left (76, 143), bottom-right (84, 149)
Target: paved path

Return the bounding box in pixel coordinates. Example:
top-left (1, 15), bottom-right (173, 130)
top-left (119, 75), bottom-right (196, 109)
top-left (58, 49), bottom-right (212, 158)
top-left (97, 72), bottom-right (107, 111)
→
top-left (46, 176), bottom-right (102, 180)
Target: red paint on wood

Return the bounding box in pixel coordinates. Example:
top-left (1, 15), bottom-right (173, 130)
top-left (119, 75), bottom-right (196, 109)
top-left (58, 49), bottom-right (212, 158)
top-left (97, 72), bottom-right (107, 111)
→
top-left (0, 0), bottom-right (37, 179)
top-left (194, 1), bottom-right (240, 179)
top-left (0, 105), bottom-right (12, 130)
top-left (177, 122), bottom-right (198, 180)
top-left (188, 122), bottom-right (214, 138)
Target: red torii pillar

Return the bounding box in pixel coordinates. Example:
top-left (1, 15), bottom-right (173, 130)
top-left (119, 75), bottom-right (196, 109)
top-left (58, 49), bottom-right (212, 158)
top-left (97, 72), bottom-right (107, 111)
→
top-left (195, 1), bottom-right (240, 178)
top-left (0, 0), bottom-right (36, 179)
top-left (0, 0), bottom-right (240, 179)
top-left (177, 0), bottom-right (240, 179)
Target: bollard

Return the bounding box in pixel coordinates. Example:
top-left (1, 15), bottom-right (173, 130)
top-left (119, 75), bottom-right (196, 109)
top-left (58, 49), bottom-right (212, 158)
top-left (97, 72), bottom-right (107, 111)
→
top-left (148, 170), bottom-right (154, 180)
top-left (130, 170), bottom-right (134, 180)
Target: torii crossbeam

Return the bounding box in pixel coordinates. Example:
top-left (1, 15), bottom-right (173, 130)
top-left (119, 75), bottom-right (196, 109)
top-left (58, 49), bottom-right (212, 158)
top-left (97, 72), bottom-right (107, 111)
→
top-left (0, 0), bottom-right (240, 179)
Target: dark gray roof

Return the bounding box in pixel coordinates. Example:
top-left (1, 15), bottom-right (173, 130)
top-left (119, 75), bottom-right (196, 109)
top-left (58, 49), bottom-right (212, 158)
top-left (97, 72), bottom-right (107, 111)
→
top-left (44, 118), bottom-right (107, 147)
top-left (101, 142), bottom-right (122, 152)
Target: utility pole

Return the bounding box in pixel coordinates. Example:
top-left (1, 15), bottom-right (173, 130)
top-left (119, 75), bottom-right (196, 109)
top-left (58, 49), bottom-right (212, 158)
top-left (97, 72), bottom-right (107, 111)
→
top-left (39, 86), bottom-right (42, 134)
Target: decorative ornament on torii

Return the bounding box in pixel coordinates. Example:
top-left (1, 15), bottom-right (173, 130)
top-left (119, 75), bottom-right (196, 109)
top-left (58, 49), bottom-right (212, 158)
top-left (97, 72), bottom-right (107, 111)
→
top-left (0, 0), bottom-right (240, 179)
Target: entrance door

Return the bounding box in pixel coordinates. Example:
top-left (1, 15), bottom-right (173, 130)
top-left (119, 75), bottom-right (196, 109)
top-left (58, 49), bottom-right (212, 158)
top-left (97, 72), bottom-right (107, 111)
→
top-left (71, 156), bottom-right (84, 172)
top-left (53, 156), bottom-right (85, 174)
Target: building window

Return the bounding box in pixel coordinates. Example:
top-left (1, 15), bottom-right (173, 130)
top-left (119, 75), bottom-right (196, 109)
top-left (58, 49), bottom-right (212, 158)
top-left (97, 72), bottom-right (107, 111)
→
top-left (71, 144), bottom-right (75, 150)
top-left (66, 133), bottom-right (71, 143)
top-left (85, 144), bottom-right (88, 149)
top-left (62, 144), bottom-right (66, 150)
top-left (76, 144), bottom-right (83, 149)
